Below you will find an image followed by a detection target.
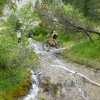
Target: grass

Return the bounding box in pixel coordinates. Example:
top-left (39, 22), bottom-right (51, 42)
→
top-left (63, 37), bottom-right (100, 70)
top-left (0, 66), bottom-right (30, 99)
top-left (0, 51), bottom-right (39, 100)
top-left (33, 34), bottom-right (47, 42)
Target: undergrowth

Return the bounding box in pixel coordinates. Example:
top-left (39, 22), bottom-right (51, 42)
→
top-left (63, 35), bottom-right (100, 70)
top-left (0, 25), bottom-right (39, 99)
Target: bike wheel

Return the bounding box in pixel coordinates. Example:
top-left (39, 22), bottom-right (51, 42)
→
top-left (43, 42), bottom-right (50, 51)
top-left (56, 41), bottom-right (63, 48)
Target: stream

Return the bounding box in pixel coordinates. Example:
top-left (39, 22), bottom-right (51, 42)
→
top-left (24, 38), bottom-right (100, 100)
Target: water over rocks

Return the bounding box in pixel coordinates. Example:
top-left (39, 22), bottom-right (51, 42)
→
top-left (24, 38), bottom-right (100, 100)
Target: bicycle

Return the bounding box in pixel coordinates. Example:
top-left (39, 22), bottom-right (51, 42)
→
top-left (43, 38), bottom-right (63, 51)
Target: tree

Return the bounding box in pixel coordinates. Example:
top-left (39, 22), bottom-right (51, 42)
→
top-left (0, 0), bottom-right (17, 16)
top-left (83, 0), bottom-right (90, 17)
top-left (62, 0), bottom-right (100, 21)
top-left (35, 0), bottom-right (100, 41)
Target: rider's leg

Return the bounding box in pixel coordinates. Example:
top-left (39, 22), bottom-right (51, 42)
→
top-left (49, 38), bottom-right (53, 45)
top-left (52, 39), bottom-right (56, 47)
top-left (52, 35), bottom-right (57, 46)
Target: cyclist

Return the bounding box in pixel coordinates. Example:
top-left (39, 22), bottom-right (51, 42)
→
top-left (51, 30), bottom-right (58, 46)
top-left (17, 29), bottom-right (22, 43)
top-left (47, 30), bottom-right (58, 46)
top-left (52, 31), bottom-right (58, 40)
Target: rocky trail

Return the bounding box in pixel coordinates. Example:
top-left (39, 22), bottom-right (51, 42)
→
top-left (24, 38), bottom-right (100, 100)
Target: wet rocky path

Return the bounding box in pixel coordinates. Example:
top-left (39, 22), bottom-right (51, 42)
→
top-left (24, 38), bottom-right (100, 100)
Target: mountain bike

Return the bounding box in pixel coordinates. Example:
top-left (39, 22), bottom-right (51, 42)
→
top-left (43, 38), bottom-right (63, 51)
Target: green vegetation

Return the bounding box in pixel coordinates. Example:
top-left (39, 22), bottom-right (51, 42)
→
top-left (0, 28), bottom-right (39, 99)
top-left (0, 5), bottom-right (39, 99)
top-left (32, 26), bottom-right (48, 42)
top-left (33, 34), bottom-right (47, 42)
top-left (63, 34), bottom-right (100, 70)
top-left (0, 37), bottom-right (39, 99)
top-left (0, 66), bottom-right (31, 99)
top-left (62, 0), bottom-right (100, 21)
top-left (0, 0), bottom-right (100, 99)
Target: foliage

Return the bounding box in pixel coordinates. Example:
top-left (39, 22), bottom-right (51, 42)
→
top-left (17, 2), bottom-right (39, 26)
top-left (60, 4), bottom-right (89, 28)
top-left (63, 36), bottom-right (100, 70)
top-left (32, 26), bottom-right (48, 42)
top-left (36, 0), bottom-right (100, 37)
top-left (0, 0), bottom-right (100, 99)
top-left (7, 13), bottom-right (22, 31)
top-left (0, 0), bottom-right (17, 16)
top-left (0, 63), bottom-right (32, 99)
top-left (0, 0), bottom-right (10, 15)
top-left (0, 2), bottom-right (39, 99)
top-left (0, 28), bottom-right (39, 99)
top-left (33, 26), bottom-right (48, 36)
top-left (62, 0), bottom-right (100, 21)
top-left (15, 2), bottom-right (40, 38)
top-left (58, 32), bottom-right (86, 42)
top-left (33, 34), bottom-right (47, 42)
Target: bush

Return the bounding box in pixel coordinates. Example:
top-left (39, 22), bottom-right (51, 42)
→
top-left (33, 26), bottom-right (48, 36)
top-left (0, 32), bottom-right (38, 69)
top-left (0, 23), bottom-right (39, 99)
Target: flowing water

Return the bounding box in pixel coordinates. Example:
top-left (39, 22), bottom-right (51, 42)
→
top-left (23, 69), bottom-right (39, 100)
top-left (24, 38), bottom-right (100, 100)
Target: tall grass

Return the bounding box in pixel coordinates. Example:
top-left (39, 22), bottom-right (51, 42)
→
top-left (64, 37), bottom-right (100, 70)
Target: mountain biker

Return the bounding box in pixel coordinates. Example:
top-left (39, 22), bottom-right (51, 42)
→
top-left (17, 29), bottom-right (22, 43)
top-left (52, 31), bottom-right (58, 40)
top-left (48, 30), bottom-right (58, 46)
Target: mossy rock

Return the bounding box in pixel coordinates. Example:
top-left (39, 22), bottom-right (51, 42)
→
top-left (12, 73), bottom-right (32, 98)
top-left (2, 72), bottom-right (32, 100)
